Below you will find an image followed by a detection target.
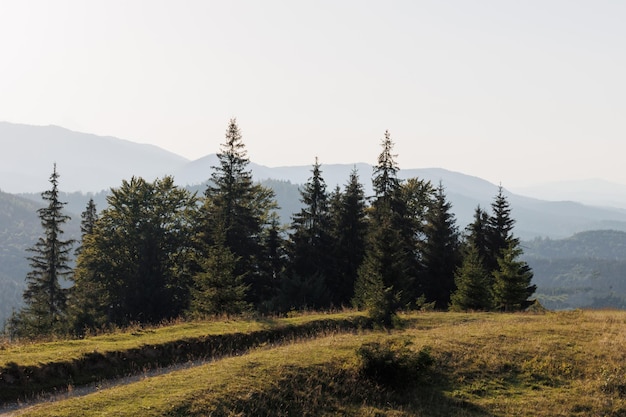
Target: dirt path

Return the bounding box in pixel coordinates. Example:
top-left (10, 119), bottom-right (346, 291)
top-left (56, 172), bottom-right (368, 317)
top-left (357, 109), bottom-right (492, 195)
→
top-left (0, 355), bottom-right (215, 416)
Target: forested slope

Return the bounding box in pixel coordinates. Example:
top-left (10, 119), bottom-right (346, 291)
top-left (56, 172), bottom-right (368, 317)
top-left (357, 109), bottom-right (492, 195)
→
top-left (523, 230), bottom-right (626, 309)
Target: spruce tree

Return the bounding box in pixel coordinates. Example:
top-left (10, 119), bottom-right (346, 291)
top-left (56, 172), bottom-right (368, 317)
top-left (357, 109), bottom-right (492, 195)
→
top-left (419, 183), bottom-right (460, 309)
top-left (355, 131), bottom-right (412, 324)
top-left (329, 169), bottom-right (367, 306)
top-left (200, 118), bottom-right (277, 307)
top-left (486, 186), bottom-right (518, 273)
top-left (465, 205), bottom-right (490, 266)
top-left (492, 244), bottom-right (536, 311)
top-left (450, 243), bottom-right (493, 311)
top-left (286, 158), bottom-right (333, 309)
top-left (12, 164), bottom-right (74, 337)
top-left (190, 225), bottom-right (250, 316)
top-left (68, 198), bottom-right (101, 333)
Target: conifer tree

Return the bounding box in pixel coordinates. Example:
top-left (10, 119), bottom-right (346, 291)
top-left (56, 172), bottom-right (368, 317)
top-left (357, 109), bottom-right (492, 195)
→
top-left (450, 243), bottom-right (493, 311)
top-left (486, 186), bottom-right (518, 273)
top-left (419, 183), bottom-right (460, 309)
top-left (190, 225), bottom-right (250, 316)
top-left (68, 198), bottom-right (101, 333)
top-left (355, 131), bottom-right (412, 324)
top-left (286, 158), bottom-right (333, 308)
top-left (12, 164), bottom-right (74, 337)
top-left (329, 169), bottom-right (367, 306)
top-left (200, 119), bottom-right (277, 307)
top-left (465, 205), bottom-right (490, 265)
top-left (256, 212), bottom-right (287, 312)
top-left (492, 244), bottom-right (536, 311)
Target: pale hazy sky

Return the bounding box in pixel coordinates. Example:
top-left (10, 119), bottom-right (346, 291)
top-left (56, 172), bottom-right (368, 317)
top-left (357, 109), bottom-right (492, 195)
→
top-left (1, 1), bottom-right (625, 187)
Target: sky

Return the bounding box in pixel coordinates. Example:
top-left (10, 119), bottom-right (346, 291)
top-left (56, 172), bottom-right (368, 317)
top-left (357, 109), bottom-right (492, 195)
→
top-left (1, 1), bottom-right (625, 188)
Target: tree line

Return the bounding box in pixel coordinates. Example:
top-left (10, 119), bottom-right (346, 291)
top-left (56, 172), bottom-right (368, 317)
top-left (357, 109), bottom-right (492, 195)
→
top-left (6, 119), bottom-right (536, 337)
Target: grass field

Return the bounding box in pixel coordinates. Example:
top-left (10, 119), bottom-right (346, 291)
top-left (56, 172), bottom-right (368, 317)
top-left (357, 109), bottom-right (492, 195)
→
top-left (5, 310), bottom-right (626, 416)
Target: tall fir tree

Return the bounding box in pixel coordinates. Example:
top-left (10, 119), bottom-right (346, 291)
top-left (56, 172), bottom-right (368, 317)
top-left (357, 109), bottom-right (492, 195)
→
top-left (286, 158), bottom-right (333, 309)
top-left (200, 119), bottom-right (277, 307)
top-left (419, 183), bottom-right (460, 309)
top-left (11, 164), bottom-right (74, 337)
top-left (486, 186), bottom-right (518, 273)
top-left (68, 198), bottom-right (101, 333)
top-left (465, 205), bottom-right (490, 266)
top-left (329, 169), bottom-right (367, 306)
top-left (355, 131), bottom-right (412, 324)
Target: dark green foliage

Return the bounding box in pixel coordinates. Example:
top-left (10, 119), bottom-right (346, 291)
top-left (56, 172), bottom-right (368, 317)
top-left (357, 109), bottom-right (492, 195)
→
top-left (372, 130), bottom-right (401, 201)
top-left (450, 244), bottom-right (493, 311)
top-left (355, 131), bottom-right (417, 325)
top-left (255, 213), bottom-right (287, 312)
top-left (72, 176), bottom-right (197, 327)
top-left (199, 119), bottom-right (277, 307)
top-left (190, 228), bottom-right (250, 316)
top-left (465, 206), bottom-right (491, 270)
top-left (486, 186), bottom-right (518, 273)
top-left (420, 183), bottom-right (461, 309)
top-left (493, 244), bottom-right (537, 311)
top-left (10, 164), bottom-right (74, 337)
top-left (328, 169), bottom-right (367, 307)
top-left (287, 158), bottom-right (334, 309)
top-left (357, 338), bottom-right (434, 389)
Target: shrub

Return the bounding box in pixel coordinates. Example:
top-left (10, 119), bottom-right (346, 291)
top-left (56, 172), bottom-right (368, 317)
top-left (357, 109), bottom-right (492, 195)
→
top-left (356, 338), bottom-right (434, 389)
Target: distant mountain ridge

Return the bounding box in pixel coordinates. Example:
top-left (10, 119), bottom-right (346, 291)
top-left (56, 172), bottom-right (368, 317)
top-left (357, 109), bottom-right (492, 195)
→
top-left (4, 122), bottom-right (626, 239)
top-left (0, 122), bottom-right (189, 193)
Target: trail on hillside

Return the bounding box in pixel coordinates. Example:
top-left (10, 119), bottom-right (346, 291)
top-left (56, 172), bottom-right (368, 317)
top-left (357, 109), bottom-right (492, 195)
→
top-left (0, 320), bottom-right (368, 416)
top-left (0, 354), bottom-right (215, 416)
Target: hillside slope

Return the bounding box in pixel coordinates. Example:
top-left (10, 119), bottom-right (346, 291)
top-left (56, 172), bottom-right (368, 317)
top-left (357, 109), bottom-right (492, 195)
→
top-left (0, 122), bottom-right (189, 193)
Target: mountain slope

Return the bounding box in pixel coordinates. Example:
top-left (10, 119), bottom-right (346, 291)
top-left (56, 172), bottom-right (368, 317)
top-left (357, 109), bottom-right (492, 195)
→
top-left (523, 230), bottom-right (626, 310)
top-left (0, 122), bottom-right (189, 193)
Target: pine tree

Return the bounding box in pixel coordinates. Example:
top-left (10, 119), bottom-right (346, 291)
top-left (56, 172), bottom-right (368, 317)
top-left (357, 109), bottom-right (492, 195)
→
top-left (200, 119), bottom-right (277, 307)
top-left (12, 164), bottom-right (74, 337)
top-left (75, 198), bottom-right (98, 256)
top-left (286, 158), bottom-right (333, 309)
top-left (190, 225), bottom-right (250, 316)
top-left (419, 183), bottom-right (460, 309)
top-left (450, 243), bottom-right (493, 311)
top-left (68, 198), bottom-right (101, 334)
top-left (492, 244), bottom-right (537, 311)
top-left (256, 212), bottom-right (287, 312)
top-left (329, 169), bottom-right (367, 306)
top-left (486, 186), bottom-right (518, 273)
top-left (355, 131), bottom-right (412, 324)
top-left (465, 205), bottom-right (490, 266)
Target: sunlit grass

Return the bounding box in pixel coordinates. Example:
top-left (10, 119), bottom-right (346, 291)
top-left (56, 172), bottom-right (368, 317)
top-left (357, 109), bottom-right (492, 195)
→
top-left (9, 310), bottom-right (626, 416)
top-left (0, 311), bottom-right (366, 368)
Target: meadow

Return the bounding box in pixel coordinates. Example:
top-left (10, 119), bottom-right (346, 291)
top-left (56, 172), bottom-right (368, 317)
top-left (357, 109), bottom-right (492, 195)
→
top-left (3, 310), bottom-right (626, 416)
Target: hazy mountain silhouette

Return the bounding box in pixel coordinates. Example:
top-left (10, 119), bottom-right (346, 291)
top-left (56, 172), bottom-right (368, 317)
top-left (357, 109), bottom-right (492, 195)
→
top-left (4, 122), bottom-right (626, 239)
top-left (0, 122), bottom-right (189, 193)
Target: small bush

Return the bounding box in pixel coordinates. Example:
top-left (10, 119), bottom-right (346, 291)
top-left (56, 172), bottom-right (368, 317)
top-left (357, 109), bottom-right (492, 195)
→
top-left (357, 338), bottom-right (434, 389)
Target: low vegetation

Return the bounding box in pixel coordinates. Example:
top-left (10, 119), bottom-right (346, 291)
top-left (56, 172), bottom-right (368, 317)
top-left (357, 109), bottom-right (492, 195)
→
top-left (3, 310), bottom-right (625, 416)
top-left (0, 312), bottom-right (370, 403)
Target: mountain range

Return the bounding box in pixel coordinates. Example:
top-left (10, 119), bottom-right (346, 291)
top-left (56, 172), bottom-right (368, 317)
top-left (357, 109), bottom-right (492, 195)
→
top-left (3, 121), bottom-right (626, 239)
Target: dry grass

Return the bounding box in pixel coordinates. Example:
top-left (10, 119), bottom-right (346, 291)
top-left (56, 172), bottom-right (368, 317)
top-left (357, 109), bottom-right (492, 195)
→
top-left (8, 310), bottom-right (626, 416)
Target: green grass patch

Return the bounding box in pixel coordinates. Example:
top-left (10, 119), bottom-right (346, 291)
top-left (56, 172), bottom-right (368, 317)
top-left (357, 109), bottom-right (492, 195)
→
top-left (0, 311), bottom-right (370, 404)
top-left (8, 310), bottom-right (626, 416)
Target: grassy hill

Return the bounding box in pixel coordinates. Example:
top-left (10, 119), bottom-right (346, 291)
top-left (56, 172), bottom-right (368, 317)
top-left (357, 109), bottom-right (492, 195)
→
top-left (2, 310), bottom-right (626, 416)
